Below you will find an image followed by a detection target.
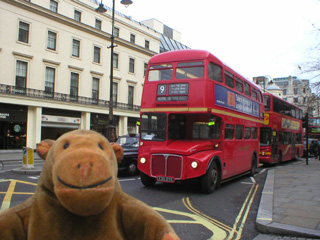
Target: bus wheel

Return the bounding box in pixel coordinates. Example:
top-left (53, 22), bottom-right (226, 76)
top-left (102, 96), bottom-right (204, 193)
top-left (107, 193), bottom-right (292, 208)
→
top-left (250, 155), bottom-right (257, 176)
top-left (140, 172), bottom-right (156, 187)
top-left (201, 161), bottom-right (220, 194)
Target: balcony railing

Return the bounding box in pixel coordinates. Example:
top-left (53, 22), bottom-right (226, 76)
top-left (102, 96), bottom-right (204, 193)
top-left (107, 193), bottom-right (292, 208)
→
top-left (0, 84), bottom-right (140, 112)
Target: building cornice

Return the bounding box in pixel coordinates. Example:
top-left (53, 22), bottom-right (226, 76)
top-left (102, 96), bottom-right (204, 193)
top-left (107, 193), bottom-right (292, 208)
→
top-left (2, 0), bottom-right (158, 57)
top-left (71, 0), bottom-right (160, 41)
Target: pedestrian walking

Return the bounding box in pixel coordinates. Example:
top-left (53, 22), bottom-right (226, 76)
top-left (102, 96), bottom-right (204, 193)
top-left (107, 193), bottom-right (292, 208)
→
top-left (311, 140), bottom-right (319, 160)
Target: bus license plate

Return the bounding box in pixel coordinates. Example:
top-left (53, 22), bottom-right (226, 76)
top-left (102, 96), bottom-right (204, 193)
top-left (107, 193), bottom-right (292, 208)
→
top-left (157, 176), bottom-right (175, 183)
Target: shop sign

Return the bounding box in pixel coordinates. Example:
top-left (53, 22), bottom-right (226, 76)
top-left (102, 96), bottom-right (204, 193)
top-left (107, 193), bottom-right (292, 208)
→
top-left (14, 124), bottom-right (21, 132)
top-left (42, 115), bottom-right (81, 124)
top-left (0, 113), bottom-right (9, 119)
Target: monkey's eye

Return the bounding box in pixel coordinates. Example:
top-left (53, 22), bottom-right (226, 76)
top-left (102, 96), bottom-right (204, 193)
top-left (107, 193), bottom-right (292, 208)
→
top-left (63, 143), bottom-right (70, 149)
top-left (98, 143), bottom-right (104, 150)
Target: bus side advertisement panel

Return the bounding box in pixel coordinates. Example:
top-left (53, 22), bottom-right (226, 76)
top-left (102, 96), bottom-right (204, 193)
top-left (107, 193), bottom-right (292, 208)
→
top-left (214, 84), bottom-right (259, 118)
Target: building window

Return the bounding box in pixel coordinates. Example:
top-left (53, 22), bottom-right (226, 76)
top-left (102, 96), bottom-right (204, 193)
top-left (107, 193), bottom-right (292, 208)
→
top-left (114, 27), bottom-right (119, 37)
top-left (145, 40), bottom-right (149, 49)
top-left (16, 60), bottom-right (28, 94)
top-left (303, 88), bottom-right (306, 94)
top-left (95, 19), bottom-right (101, 30)
top-left (144, 63), bottom-right (148, 76)
top-left (18, 21), bottom-right (29, 43)
top-left (72, 39), bottom-right (80, 57)
top-left (303, 97), bottom-right (307, 103)
top-left (93, 46), bottom-right (101, 63)
top-left (74, 10), bottom-right (81, 22)
top-left (70, 72), bottom-right (79, 101)
top-left (129, 58), bottom-right (135, 73)
top-left (112, 82), bottom-right (118, 106)
top-left (294, 97), bottom-right (298, 103)
top-left (283, 89), bottom-right (287, 95)
top-left (92, 77), bottom-right (99, 104)
top-left (113, 53), bottom-right (119, 68)
top-left (128, 86), bottom-right (134, 109)
top-left (47, 31), bottom-right (57, 51)
top-left (294, 88), bottom-right (298, 94)
top-left (130, 34), bottom-right (135, 44)
top-left (50, 0), bottom-right (58, 12)
top-left (45, 67), bottom-right (55, 97)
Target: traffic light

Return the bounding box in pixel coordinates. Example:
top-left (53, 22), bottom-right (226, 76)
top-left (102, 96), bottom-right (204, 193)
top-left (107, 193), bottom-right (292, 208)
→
top-left (302, 113), bottom-right (309, 128)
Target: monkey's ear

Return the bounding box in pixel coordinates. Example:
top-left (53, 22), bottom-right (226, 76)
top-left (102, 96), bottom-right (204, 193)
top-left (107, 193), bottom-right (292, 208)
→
top-left (36, 139), bottom-right (55, 160)
top-left (111, 143), bottom-right (123, 162)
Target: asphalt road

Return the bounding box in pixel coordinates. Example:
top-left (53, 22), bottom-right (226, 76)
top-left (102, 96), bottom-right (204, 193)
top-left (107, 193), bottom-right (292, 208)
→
top-left (0, 161), bottom-right (267, 240)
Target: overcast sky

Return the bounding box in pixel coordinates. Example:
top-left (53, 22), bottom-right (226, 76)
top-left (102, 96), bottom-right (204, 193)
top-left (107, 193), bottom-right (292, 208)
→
top-left (104, 0), bottom-right (320, 82)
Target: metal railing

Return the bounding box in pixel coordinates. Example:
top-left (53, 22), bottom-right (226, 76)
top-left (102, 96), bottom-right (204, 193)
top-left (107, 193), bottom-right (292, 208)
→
top-left (0, 84), bottom-right (140, 112)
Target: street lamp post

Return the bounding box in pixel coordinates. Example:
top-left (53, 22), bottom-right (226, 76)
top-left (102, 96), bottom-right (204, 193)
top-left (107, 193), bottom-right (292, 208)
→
top-left (96, 0), bottom-right (132, 141)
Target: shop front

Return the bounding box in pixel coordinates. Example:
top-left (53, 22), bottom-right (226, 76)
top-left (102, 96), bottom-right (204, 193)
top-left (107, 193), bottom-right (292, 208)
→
top-left (0, 104), bottom-right (27, 150)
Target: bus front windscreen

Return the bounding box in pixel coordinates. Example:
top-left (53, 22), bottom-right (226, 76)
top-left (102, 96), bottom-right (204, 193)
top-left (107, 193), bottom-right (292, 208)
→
top-left (140, 113), bottom-right (167, 141)
top-left (260, 127), bottom-right (272, 146)
top-left (148, 64), bottom-right (173, 81)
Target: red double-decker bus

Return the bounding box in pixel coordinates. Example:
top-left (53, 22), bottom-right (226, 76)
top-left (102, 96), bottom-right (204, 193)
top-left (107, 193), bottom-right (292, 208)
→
top-left (307, 117), bottom-right (320, 140)
top-left (137, 49), bottom-right (264, 193)
top-left (260, 93), bottom-right (303, 164)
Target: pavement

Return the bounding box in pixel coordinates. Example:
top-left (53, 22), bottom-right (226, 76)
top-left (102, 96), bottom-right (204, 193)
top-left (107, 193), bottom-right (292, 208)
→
top-left (0, 149), bottom-right (43, 174)
top-left (1, 150), bottom-right (320, 239)
top-left (254, 157), bottom-right (320, 240)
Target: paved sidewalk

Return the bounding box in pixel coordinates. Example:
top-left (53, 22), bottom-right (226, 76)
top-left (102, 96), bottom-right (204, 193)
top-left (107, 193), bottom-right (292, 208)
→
top-left (255, 157), bottom-right (320, 239)
top-left (0, 149), bottom-right (42, 174)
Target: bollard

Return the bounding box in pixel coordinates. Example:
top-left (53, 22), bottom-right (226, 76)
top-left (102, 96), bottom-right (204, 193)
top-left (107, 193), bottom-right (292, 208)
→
top-left (22, 147), bottom-right (35, 170)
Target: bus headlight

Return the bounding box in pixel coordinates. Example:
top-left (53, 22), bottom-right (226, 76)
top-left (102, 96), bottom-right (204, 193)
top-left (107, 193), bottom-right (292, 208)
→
top-left (140, 157), bottom-right (146, 164)
top-left (191, 161), bottom-right (198, 169)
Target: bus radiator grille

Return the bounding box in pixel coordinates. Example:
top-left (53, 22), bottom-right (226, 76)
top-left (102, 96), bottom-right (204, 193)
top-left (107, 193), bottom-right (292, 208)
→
top-left (151, 154), bottom-right (182, 179)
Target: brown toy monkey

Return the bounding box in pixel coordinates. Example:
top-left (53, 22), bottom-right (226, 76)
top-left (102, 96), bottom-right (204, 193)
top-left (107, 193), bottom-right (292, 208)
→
top-left (0, 130), bottom-right (180, 240)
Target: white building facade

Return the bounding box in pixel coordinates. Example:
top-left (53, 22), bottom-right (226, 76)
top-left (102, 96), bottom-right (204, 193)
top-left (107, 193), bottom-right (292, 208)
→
top-left (0, 0), bottom-right (163, 149)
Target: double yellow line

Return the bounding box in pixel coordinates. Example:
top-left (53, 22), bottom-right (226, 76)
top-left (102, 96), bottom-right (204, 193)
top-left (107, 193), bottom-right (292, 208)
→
top-left (182, 183), bottom-right (259, 240)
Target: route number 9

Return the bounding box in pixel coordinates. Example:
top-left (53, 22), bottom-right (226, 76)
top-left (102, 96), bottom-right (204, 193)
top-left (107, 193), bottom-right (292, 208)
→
top-left (157, 84), bottom-right (167, 95)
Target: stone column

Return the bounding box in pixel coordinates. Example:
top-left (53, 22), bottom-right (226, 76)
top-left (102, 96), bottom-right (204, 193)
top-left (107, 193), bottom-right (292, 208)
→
top-left (26, 106), bottom-right (42, 149)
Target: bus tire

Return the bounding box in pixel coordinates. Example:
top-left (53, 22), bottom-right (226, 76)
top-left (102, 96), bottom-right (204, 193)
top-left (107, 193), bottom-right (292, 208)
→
top-left (250, 154), bottom-right (257, 176)
top-left (201, 161), bottom-right (220, 194)
top-left (140, 172), bottom-right (156, 187)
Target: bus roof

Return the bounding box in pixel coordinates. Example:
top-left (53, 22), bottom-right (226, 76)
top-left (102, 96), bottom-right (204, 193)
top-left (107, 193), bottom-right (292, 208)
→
top-left (149, 49), bottom-right (224, 65)
top-left (148, 49), bottom-right (261, 91)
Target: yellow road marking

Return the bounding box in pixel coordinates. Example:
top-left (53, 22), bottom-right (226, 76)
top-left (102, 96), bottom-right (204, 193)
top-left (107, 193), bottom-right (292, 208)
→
top-left (154, 207), bottom-right (228, 240)
top-left (228, 184), bottom-right (259, 240)
top-left (1, 181), bottom-right (17, 211)
top-left (234, 185), bottom-right (259, 240)
top-left (183, 197), bottom-right (232, 232)
top-left (0, 179), bottom-right (37, 186)
top-left (0, 192), bottom-right (34, 195)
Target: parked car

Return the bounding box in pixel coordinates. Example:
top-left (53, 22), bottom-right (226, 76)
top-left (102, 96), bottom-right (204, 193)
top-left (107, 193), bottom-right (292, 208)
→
top-left (116, 134), bottom-right (139, 175)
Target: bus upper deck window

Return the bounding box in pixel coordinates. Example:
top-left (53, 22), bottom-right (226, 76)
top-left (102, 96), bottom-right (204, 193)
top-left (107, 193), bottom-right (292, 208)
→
top-left (244, 82), bottom-right (250, 96)
top-left (208, 62), bottom-right (222, 82)
top-left (252, 90), bottom-right (257, 100)
top-left (264, 95), bottom-right (270, 111)
top-left (236, 78), bottom-right (243, 92)
top-left (224, 71), bottom-right (234, 88)
top-left (148, 64), bottom-right (173, 81)
top-left (176, 61), bottom-right (204, 79)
